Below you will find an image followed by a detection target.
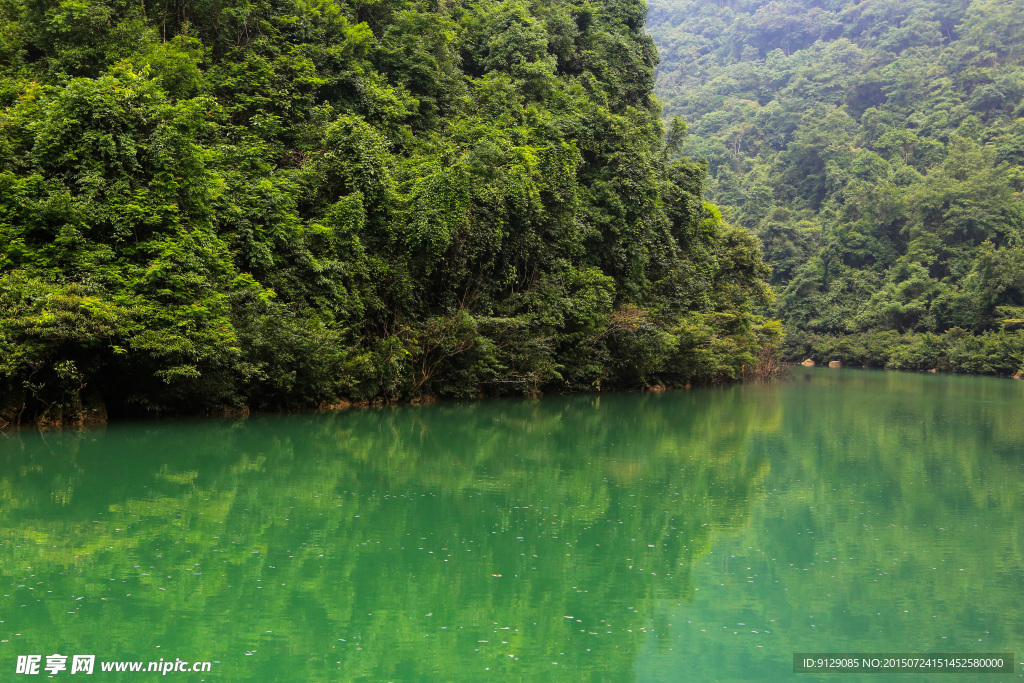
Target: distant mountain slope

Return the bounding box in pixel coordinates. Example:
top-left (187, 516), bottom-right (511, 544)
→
top-left (648, 0), bottom-right (1024, 374)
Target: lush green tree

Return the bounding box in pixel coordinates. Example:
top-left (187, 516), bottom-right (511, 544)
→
top-left (0, 0), bottom-right (777, 425)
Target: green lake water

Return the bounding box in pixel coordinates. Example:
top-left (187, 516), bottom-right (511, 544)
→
top-left (1, 368), bottom-right (1022, 681)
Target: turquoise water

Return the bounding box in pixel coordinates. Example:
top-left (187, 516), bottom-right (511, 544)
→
top-left (0, 368), bottom-right (1021, 680)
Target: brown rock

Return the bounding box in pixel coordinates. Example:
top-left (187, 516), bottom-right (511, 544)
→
top-left (221, 406), bottom-right (250, 418)
top-left (828, 360), bottom-right (841, 368)
top-left (80, 391), bottom-right (108, 425)
top-left (801, 359), bottom-right (815, 367)
top-left (319, 400), bottom-right (352, 411)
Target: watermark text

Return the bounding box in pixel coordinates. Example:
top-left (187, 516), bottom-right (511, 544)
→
top-left (16, 655), bottom-right (213, 675)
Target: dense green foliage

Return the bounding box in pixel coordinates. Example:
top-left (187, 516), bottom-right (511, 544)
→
top-left (647, 0), bottom-right (1024, 374)
top-left (0, 0), bottom-right (776, 424)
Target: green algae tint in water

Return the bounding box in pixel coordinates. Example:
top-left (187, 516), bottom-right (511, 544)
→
top-left (0, 368), bottom-right (1022, 681)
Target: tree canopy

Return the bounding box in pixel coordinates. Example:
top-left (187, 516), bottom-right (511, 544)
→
top-left (0, 0), bottom-right (776, 425)
top-left (648, 0), bottom-right (1024, 374)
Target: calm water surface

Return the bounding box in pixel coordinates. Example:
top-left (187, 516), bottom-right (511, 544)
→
top-left (1, 369), bottom-right (1022, 680)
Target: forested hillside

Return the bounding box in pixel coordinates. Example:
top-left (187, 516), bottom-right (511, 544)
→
top-left (0, 0), bottom-right (777, 425)
top-left (648, 0), bottom-right (1024, 374)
